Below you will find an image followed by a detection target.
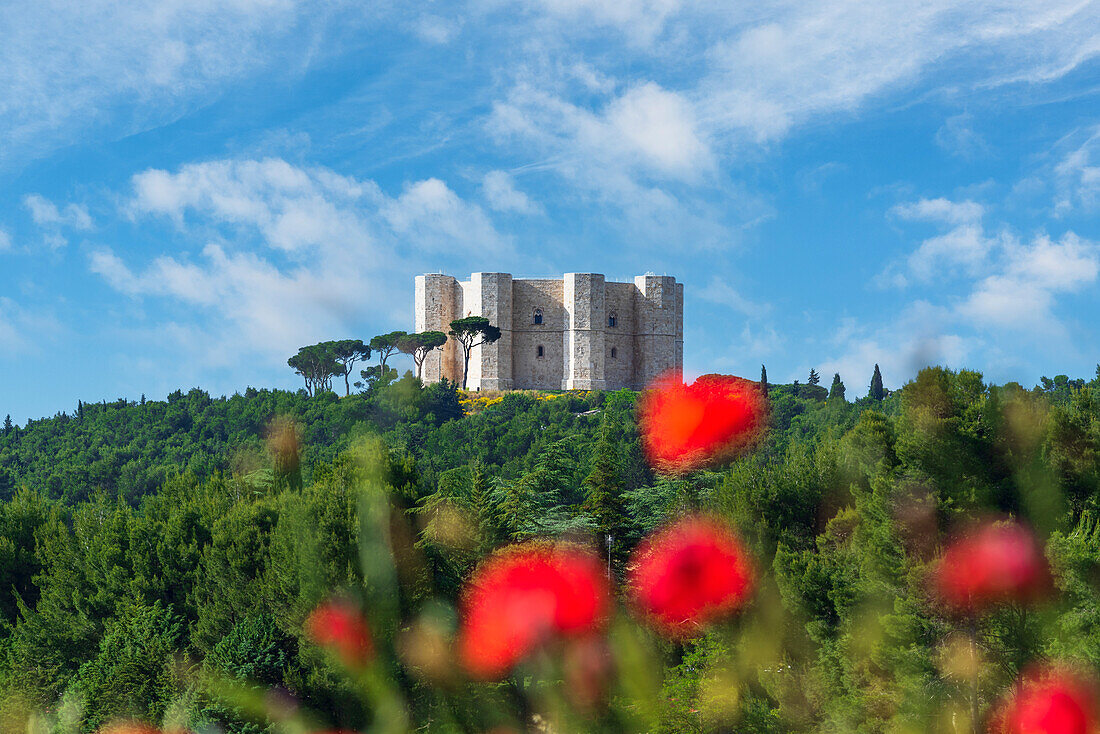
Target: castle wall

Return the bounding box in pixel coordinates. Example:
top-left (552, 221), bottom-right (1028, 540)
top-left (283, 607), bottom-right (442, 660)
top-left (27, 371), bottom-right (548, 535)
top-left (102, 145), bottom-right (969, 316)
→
top-left (512, 279), bottom-right (565, 390)
top-left (604, 282), bottom-right (636, 389)
top-left (414, 271), bottom-right (681, 391)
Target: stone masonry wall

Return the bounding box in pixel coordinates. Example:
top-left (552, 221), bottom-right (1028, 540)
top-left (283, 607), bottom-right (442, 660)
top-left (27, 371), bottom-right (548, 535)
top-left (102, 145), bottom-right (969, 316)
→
top-left (414, 272), bottom-right (681, 391)
top-left (512, 279), bottom-right (565, 390)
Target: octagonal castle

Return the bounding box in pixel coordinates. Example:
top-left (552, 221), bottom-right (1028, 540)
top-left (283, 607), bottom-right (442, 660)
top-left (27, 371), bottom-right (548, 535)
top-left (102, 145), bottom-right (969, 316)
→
top-left (415, 272), bottom-right (683, 391)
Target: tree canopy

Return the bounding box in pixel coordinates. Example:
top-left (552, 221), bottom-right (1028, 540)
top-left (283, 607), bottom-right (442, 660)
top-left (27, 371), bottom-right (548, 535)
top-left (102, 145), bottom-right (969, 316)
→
top-left (370, 331), bottom-right (408, 372)
top-left (448, 317), bottom-right (502, 389)
top-left (397, 331), bottom-right (448, 380)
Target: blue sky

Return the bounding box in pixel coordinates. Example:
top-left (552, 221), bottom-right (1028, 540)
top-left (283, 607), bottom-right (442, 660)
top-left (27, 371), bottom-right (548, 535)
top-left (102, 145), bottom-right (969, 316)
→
top-left (2, 0), bottom-right (1099, 423)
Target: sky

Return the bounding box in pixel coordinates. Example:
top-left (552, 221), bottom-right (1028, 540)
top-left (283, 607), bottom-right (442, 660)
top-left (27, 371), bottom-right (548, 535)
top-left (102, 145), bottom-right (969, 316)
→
top-left (2, 0), bottom-right (1100, 424)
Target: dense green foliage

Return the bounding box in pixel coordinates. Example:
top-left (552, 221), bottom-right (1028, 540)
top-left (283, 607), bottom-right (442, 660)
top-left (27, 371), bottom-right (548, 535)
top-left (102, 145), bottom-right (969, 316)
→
top-left (0, 366), bottom-right (1099, 731)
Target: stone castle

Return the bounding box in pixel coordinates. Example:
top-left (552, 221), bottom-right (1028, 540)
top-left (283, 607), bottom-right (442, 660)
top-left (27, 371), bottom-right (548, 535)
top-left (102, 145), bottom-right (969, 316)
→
top-left (414, 272), bottom-right (683, 391)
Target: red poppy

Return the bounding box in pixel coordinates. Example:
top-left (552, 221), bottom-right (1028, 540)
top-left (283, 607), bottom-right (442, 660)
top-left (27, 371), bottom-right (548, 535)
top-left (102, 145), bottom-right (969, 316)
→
top-left (305, 599), bottom-right (374, 668)
top-left (628, 515), bottom-right (754, 638)
top-left (932, 520), bottom-right (1051, 615)
top-left (457, 544), bottom-right (610, 680)
top-left (638, 372), bottom-right (767, 475)
top-left (989, 666), bottom-right (1099, 734)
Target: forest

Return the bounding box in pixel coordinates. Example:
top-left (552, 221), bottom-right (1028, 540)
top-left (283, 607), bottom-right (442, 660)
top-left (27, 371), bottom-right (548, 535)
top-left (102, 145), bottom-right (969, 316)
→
top-left (0, 365), bottom-right (1099, 733)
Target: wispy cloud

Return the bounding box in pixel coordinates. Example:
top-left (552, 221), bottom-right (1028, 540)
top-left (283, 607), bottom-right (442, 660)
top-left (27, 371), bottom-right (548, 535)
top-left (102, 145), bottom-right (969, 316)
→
top-left (23, 194), bottom-right (93, 230)
top-left (1053, 126), bottom-right (1100, 215)
top-left (0, 0), bottom-right (367, 168)
top-left (935, 113), bottom-right (991, 159)
top-left (698, 277), bottom-right (770, 318)
top-left (481, 171), bottom-right (543, 215)
top-left (92, 157), bottom-right (510, 368)
top-left (888, 198), bottom-right (996, 283)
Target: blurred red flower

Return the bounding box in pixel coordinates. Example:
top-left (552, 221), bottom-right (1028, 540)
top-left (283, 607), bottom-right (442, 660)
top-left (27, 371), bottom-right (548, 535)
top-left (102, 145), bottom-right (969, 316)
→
top-left (989, 666), bottom-right (1099, 734)
top-left (97, 724), bottom-right (160, 734)
top-left (305, 599), bottom-right (374, 668)
top-left (457, 544), bottom-right (610, 680)
top-left (628, 515), bottom-right (754, 638)
top-left (933, 520), bottom-right (1051, 615)
top-left (638, 373), bottom-right (767, 475)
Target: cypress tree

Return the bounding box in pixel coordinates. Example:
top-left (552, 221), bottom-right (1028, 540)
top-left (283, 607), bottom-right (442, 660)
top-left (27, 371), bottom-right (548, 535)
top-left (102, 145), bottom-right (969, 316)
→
top-left (869, 364), bottom-right (885, 401)
top-left (760, 365), bottom-right (769, 398)
top-left (582, 416), bottom-right (626, 557)
top-left (829, 373), bottom-right (846, 402)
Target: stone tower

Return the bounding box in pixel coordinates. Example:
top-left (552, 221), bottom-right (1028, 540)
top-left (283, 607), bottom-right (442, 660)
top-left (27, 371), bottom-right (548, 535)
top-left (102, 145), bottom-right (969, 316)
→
top-left (414, 272), bottom-right (683, 391)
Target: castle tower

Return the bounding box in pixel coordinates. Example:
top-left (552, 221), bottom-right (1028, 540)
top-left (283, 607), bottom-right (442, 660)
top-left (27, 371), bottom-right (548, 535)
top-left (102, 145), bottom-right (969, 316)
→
top-left (414, 273), bottom-right (459, 383)
top-left (462, 273), bottom-right (514, 391)
top-left (563, 273), bottom-right (607, 390)
top-left (632, 275), bottom-right (684, 389)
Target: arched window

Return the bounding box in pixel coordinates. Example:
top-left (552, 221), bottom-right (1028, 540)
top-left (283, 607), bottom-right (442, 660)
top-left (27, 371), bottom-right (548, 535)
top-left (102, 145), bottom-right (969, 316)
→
top-left (533, 307), bottom-right (543, 325)
top-left (608, 311), bottom-right (617, 327)
top-left (611, 347), bottom-right (617, 359)
top-left (537, 345), bottom-right (544, 358)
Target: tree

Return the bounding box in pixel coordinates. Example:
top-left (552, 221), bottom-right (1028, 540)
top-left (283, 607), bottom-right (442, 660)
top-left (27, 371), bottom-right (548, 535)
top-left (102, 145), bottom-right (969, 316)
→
top-left (3, 414), bottom-right (11, 435)
top-left (448, 317), bottom-right (502, 390)
top-left (583, 415), bottom-right (627, 561)
top-left (370, 331), bottom-right (408, 373)
top-left (869, 363), bottom-right (885, 401)
top-left (760, 365), bottom-right (769, 398)
top-left (287, 344), bottom-right (340, 396)
top-left (329, 339), bottom-right (371, 396)
top-left (71, 601), bottom-right (186, 731)
top-left (397, 331), bottom-right (448, 380)
top-left (829, 373), bottom-right (846, 402)
top-left (808, 369), bottom-right (821, 385)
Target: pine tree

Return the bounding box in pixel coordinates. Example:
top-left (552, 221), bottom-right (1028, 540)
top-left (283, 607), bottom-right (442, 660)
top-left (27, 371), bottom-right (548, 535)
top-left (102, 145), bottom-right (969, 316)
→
top-left (829, 373), bottom-right (846, 402)
top-left (760, 365), bottom-right (769, 398)
top-left (808, 369), bottom-right (821, 385)
top-left (582, 416), bottom-right (626, 557)
top-left (869, 363), bottom-right (885, 401)
top-left (2, 414), bottom-right (11, 435)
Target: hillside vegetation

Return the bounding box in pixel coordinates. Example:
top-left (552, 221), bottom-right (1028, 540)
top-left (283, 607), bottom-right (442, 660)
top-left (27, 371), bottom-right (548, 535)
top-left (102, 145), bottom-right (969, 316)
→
top-left (0, 367), bottom-right (1098, 731)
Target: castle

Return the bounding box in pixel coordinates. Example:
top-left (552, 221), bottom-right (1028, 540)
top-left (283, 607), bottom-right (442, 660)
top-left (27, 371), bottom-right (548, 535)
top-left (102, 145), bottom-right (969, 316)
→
top-left (414, 272), bottom-right (683, 391)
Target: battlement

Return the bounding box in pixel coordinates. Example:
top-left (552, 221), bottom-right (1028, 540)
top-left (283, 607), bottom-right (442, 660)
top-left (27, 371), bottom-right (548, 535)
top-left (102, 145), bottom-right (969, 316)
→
top-left (415, 272), bottom-right (683, 391)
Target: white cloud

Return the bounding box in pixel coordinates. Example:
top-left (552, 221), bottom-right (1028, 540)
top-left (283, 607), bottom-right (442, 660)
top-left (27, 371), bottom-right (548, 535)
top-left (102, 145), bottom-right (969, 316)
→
top-left (0, 297), bottom-right (59, 356)
top-left (0, 0), bottom-right (365, 168)
top-left (1054, 126), bottom-right (1100, 214)
top-left (22, 194), bottom-right (93, 230)
top-left (487, 79), bottom-right (738, 247)
top-left (0, 228), bottom-right (10, 251)
top-left (892, 198), bottom-right (984, 226)
top-left (817, 301), bottom-right (971, 391)
top-left (887, 198), bottom-right (996, 281)
top-left (383, 178), bottom-right (510, 253)
top-left (93, 157), bottom-right (510, 367)
top-left (935, 113), bottom-right (991, 159)
top-left (522, 0), bottom-right (684, 44)
top-left (961, 232), bottom-right (1099, 331)
top-left (697, 1), bottom-right (1100, 143)
top-left (491, 81), bottom-right (712, 183)
top-left (482, 170), bottom-right (543, 215)
top-left (698, 277), bottom-right (770, 318)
